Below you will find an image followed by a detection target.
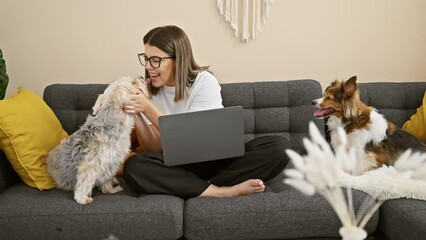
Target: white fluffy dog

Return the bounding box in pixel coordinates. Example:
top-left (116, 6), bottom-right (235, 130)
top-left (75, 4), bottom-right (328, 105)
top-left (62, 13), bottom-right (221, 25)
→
top-left (46, 76), bottom-right (149, 204)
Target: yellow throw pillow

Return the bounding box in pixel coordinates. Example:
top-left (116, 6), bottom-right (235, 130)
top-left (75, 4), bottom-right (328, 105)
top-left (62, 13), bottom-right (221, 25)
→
top-left (0, 87), bottom-right (68, 190)
top-left (403, 91), bottom-right (426, 143)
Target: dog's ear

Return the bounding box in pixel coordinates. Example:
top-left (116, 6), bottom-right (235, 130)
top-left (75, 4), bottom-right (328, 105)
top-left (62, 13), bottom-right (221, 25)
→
top-left (92, 94), bottom-right (104, 115)
top-left (343, 76), bottom-right (357, 98)
top-left (347, 76), bottom-right (357, 83)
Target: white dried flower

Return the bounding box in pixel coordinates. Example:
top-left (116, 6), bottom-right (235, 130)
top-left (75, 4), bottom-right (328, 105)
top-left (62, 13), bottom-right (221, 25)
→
top-left (283, 121), bottom-right (382, 239)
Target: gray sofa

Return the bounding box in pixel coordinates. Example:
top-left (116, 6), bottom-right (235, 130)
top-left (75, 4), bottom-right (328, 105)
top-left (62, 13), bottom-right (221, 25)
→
top-left (0, 79), bottom-right (425, 240)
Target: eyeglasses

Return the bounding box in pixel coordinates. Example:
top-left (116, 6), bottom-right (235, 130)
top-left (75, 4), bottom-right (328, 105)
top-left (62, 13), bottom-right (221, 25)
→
top-left (137, 53), bottom-right (174, 69)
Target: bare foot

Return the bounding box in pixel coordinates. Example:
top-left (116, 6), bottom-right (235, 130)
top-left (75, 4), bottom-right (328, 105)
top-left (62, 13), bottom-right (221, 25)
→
top-left (200, 179), bottom-right (265, 198)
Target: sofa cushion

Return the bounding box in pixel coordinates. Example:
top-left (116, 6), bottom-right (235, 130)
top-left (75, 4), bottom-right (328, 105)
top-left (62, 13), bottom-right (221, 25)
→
top-left (402, 91), bottom-right (426, 143)
top-left (0, 179), bottom-right (184, 240)
top-left (184, 181), bottom-right (378, 240)
top-left (0, 87), bottom-right (68, 190)
top-left (378, 198), bottom-right (426, 240)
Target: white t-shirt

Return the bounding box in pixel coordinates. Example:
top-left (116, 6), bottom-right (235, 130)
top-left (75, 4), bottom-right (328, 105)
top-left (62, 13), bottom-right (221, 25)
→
top-left (144, 71), bottom-right (224, 124)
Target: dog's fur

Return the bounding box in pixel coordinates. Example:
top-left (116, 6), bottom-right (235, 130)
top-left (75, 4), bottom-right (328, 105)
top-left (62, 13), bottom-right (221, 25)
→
top-left (46, 76), bottom-right (149, 204)
top-left (312, 76), bottom-right (426, 175)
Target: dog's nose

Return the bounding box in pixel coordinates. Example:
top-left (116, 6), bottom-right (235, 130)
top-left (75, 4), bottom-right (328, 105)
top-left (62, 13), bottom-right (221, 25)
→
top-left (311, 100), bottom-right (316, 106)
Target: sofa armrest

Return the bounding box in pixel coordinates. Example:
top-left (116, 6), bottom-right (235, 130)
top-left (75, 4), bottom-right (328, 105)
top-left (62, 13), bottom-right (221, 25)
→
top-left (0, 150), bottom-right (19, 193)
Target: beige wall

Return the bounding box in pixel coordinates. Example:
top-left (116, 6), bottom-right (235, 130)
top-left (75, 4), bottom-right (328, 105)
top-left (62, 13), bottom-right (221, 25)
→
top-left (1, 0), bottom-right (425, 98)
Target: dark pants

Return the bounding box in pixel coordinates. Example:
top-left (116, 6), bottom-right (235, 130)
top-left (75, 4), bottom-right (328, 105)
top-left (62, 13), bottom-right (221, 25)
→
top-left (123, 136), bottom-right (290, 199)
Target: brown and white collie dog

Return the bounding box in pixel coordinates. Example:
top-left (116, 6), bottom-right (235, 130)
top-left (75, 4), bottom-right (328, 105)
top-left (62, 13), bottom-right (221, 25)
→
top-left (312, 76), bottom-right (426, 175)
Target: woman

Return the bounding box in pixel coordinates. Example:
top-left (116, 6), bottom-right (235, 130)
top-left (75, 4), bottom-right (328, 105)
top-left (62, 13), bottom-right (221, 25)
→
top-left (122, 25), bottom-right (289, 199)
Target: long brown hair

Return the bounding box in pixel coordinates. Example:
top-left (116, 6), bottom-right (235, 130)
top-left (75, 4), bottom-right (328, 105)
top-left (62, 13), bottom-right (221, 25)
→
top-left (143, 25), bottom-right (209, 102)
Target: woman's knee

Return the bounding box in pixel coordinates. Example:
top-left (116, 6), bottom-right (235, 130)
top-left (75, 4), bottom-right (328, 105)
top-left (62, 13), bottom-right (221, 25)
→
top-left (123, 153), bottom-right (140, 175)
top-left (250, 136), bottom-right (290, 180)
top-left (123, 153), bottom-right (161, 193)
top-left (123, 152), bottom-right (162, 172)
top-left (263, 136), bottom-right (291, 167)
top-left (259, 135), bottom-right (290, 154)
top-left (122, 153), bottom-right (153, 182)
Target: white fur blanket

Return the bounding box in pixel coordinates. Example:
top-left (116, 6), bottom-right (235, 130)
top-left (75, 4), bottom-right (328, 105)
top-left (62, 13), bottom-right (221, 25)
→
top-left (285, 122), bottom-right (426, 202)
top-left (339, 165), bottom-right (426, 201)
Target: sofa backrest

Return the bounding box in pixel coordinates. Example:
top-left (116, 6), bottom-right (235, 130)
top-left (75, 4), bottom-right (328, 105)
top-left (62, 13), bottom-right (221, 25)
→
top-left (220, 80), bottom-right (324, 150)
top-left (43, 84), bottom-right (107, 135)
top-left (358, 82), bottom-right (426, 127)
top-left (43, 79), bottom-right (324, 152)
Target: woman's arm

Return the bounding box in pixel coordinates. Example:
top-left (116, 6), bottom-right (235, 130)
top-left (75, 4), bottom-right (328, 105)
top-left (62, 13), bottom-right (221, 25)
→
top-left (133, 113), bottom-right (162, 152)
top-left (124, 91), bottom-right (163, 153)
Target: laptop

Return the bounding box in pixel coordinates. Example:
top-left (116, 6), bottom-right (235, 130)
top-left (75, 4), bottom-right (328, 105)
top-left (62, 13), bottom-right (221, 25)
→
top-left (159, 106), bottom-right (245, 166)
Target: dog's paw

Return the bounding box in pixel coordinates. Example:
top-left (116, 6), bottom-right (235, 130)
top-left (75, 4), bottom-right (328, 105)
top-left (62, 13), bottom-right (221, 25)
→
top-left (74, 196), bottom-right (94, 205)
top-left (110, 185), bottom-right (124, 194)
top-left (112, 177), bottom-right (119, 185)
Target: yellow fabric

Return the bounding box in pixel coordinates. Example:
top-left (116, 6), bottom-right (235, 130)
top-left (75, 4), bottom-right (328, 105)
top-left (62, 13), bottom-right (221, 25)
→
top-left (403, 91), bottom-right (426, 143)
top-left (0, 87), bottom-right (68, 190)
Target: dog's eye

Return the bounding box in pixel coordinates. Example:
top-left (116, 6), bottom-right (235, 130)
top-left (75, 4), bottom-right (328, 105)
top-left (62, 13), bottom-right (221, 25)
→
top-left (324, 96), bottom-right (333, 101)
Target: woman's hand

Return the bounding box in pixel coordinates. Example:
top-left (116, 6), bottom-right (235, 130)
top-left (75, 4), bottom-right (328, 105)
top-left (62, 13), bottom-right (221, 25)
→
top-left (124, 90), bottom-right (151, 114)
top-left (129, 102), bottom-right (163, 153)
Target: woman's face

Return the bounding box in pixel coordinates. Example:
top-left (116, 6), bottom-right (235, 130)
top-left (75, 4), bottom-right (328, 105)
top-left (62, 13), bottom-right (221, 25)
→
top-left (144, 44), bottom-right (176, 87)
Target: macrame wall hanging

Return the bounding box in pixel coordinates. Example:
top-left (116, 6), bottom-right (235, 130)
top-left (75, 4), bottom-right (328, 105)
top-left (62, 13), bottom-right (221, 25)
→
top-left (217, 0), bottom-right (274, 42)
